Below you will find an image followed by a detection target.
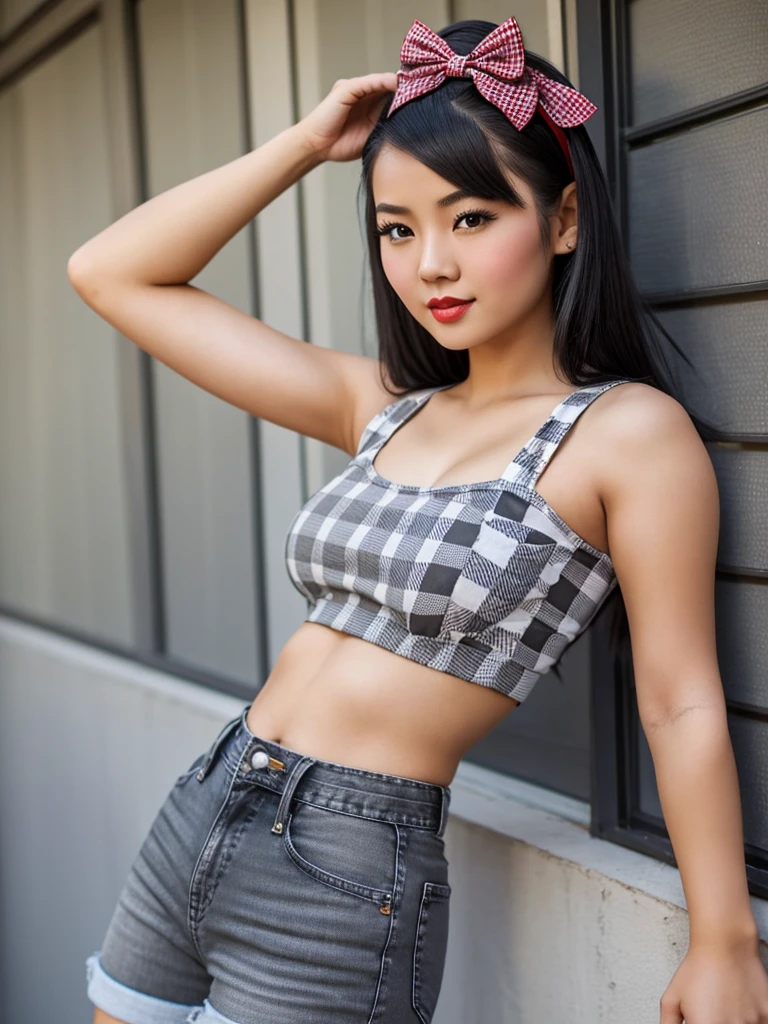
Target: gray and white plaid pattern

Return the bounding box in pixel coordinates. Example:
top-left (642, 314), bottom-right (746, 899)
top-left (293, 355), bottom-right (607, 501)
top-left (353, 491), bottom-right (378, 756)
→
top-left (284, 378), bottom-right (633, 702)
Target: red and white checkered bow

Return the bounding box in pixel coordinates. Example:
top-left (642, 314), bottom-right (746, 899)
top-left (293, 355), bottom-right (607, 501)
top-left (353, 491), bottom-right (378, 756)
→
top-left (387, 16), bottom-right (597, 132)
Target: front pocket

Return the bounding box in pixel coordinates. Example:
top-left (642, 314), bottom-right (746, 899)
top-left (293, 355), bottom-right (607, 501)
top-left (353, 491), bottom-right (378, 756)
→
top-left (174, 752), bottom-right (206, 787)
top-left (441, 511), bottom-right (557, 637)
top-left (412, 881), bottom-right (452, 1023)
top-left (283, 801), bottom-right (396, 904)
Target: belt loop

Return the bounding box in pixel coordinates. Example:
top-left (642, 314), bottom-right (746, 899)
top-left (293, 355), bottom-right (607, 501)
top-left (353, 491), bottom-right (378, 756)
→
top-left (271, 756), bottom-right (317, 834)
top-left (195, 710), bottom-right (245, 782)
top-left (436, 786), bottom-right (451, 838)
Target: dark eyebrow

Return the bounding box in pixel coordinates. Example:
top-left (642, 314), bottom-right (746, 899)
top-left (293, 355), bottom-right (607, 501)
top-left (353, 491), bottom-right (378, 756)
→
top-left (375, 188), bottom-right (484, 216)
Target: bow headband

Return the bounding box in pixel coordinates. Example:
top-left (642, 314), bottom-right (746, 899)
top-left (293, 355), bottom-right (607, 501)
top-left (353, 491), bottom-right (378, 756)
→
top-left (386, 16), bottom-right (597, 177)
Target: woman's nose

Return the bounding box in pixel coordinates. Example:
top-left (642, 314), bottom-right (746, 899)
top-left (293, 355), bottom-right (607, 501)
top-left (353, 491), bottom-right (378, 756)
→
top-left (418, 237), bottom-right (460, 281)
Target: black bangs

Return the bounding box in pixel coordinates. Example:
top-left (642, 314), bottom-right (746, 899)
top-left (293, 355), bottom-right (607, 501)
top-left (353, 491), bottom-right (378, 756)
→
top-left (373, 81), bottom-right (528, 209)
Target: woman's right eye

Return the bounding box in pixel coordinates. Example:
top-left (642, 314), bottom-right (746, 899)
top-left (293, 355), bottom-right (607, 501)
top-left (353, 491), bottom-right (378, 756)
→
top-left (375, 221), bottom-right (411, 242)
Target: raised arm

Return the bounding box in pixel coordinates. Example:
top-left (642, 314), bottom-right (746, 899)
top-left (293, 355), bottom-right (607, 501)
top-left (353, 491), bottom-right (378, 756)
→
top-left (67, 74), bottom-right (399, 456)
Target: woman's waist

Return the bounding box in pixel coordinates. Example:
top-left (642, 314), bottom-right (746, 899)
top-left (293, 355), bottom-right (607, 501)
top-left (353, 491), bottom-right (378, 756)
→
top-left (248, 621), bottom-right (516, 786)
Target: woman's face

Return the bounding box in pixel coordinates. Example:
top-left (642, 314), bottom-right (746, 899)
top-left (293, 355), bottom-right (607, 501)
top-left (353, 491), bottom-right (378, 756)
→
top-left (371, 145), bottom-right (574, 352)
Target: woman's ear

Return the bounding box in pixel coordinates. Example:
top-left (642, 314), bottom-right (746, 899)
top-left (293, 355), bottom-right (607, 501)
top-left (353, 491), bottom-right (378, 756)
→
top-left (552, 182), bottom-right (578, 255)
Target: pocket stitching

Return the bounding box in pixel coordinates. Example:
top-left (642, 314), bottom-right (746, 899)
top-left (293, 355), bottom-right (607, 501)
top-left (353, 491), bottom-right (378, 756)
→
top-left (282, 809), bottom-right (394, 905)
top-left (470, 510), bottom-right (559, 563)
top-left (412, 881), bottom-right (452, 1023)
top-left (173, 753), bottom-right (207, 787)
top-left (440, 522), bottom-right (557, 640)
top-left (187, 748), bottom-right (246, 961)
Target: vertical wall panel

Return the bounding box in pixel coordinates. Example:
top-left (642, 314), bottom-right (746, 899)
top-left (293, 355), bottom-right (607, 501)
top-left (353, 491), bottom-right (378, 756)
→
top-left (136, 0), bottom-right (262, 686)
top-left (243, 0), bottom-right (310, 667)
top-left (0, 24), bottom-right (134, 644)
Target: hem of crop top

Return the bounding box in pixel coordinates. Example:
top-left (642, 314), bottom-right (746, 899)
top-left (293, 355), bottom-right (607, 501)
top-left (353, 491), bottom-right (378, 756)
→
top-left (305, 593), bottom-right (548, 703)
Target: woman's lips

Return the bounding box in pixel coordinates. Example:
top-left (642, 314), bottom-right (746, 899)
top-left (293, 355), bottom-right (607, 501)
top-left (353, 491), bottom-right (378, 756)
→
top-left (429, 300), bottom-right (475, 323)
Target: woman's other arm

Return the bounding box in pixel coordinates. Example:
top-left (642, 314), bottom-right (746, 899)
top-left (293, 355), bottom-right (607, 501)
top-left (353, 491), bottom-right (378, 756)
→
top-left (597, 382), bottom-right (768, 1024)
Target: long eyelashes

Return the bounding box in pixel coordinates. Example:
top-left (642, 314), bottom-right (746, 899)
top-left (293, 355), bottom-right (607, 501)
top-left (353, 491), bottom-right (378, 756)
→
top-left (375, 208), bottom-right (498, 243)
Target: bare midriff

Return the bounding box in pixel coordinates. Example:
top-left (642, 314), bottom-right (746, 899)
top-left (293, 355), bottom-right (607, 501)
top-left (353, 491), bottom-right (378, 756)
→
top-left (245, 622), bottom-right (518, 787)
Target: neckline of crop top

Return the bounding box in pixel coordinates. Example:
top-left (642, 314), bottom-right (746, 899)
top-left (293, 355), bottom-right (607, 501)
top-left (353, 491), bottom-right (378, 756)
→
top-left (354, 377), bottom-right (634, 564)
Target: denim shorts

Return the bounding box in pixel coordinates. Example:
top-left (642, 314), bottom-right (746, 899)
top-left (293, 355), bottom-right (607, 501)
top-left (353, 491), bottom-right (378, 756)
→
top-left (85, 704), bottom-right (452, 1024)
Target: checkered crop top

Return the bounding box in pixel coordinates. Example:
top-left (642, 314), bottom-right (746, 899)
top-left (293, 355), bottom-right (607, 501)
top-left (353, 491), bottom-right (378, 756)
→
top-left (284, 378), bottom-right (632, 702)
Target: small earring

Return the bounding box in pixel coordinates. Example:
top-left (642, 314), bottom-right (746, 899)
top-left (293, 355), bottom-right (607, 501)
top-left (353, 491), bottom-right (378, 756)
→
top-left (566, 240), bottom-right (574, 250)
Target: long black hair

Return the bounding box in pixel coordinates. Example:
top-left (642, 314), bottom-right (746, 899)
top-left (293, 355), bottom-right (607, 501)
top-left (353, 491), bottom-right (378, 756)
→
top-left (357, 18), bottom-right (719, 679)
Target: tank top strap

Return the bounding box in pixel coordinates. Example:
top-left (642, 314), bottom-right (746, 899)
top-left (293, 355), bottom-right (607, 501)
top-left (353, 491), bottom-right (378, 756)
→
top-left (354, 384), bottom-right (451, 458)
top-left (499, 379), bottom-right (633, 490)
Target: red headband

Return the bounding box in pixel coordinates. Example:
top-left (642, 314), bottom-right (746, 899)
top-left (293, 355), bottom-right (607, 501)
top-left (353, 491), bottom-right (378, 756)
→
top-left (387, 16), bottom-right (597, 179)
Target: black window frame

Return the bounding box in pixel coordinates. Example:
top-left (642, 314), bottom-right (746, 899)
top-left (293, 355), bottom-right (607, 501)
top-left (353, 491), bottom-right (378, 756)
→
top-left (583, 0), bottom-right (768, 900)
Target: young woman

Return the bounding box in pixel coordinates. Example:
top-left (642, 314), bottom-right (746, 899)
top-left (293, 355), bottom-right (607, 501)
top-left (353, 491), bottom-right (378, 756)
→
top-left (71, 15), bottom-right (768, 1024)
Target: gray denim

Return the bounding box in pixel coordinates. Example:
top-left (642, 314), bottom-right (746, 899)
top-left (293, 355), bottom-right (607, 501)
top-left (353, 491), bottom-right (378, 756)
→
top-left (85, 705), bottom-right (452, 1024)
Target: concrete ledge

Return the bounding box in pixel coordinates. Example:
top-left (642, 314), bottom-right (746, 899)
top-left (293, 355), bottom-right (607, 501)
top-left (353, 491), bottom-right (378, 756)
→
top-left (450, 758), bottom-right (768, 943)
top-left (0, 615), bottom-right (245, 721)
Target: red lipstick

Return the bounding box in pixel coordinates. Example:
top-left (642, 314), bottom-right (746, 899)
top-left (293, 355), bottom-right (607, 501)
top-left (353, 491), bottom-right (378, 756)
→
top-left (427, 296), bottom-right (475, 323)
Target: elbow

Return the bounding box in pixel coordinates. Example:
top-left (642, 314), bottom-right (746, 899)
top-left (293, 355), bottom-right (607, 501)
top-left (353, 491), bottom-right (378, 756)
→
top-left (67, 249), bottom-right (113, 307)
top-left (638, 693), bottom-right (726, 738)
top-left (633, 657), bottom-right (727, 735)
top-left (67, 249), bottom-right (95, 292)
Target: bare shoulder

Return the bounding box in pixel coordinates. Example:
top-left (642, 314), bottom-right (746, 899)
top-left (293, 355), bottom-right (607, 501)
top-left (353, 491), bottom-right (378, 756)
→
top-left (586, 381), bottom-right (720, 567)
top-left (587, 380), bottom-right (712, 494)
top-left (590, 379), bottom-right (694, 439)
